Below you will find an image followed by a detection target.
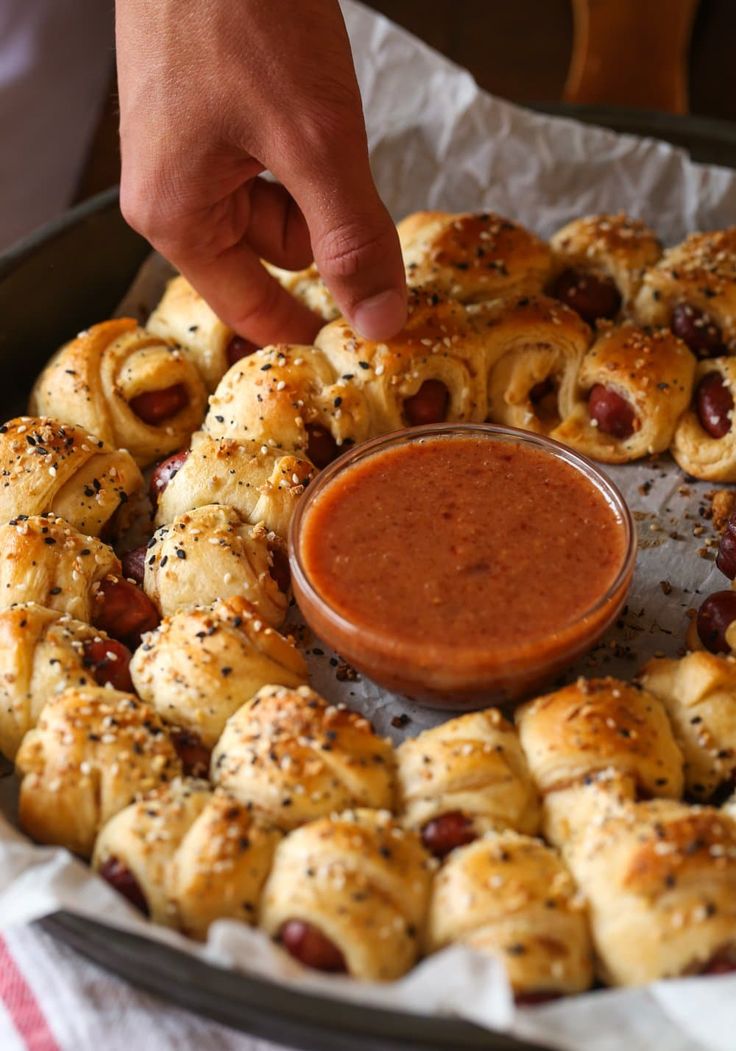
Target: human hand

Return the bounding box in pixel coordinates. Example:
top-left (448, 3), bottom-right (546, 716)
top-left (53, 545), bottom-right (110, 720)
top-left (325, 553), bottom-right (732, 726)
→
top-left (116, 0), bottom-right (407, 346)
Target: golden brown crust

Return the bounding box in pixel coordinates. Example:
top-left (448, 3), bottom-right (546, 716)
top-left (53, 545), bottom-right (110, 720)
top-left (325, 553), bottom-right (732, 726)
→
top-left (473, 294), bottom-right (591, 433)
top-left (398, 211), bottom-right (552, 304)
top-left (550, 214), bottom-right (662, 309)
top-left (0, 603), bottom-right (120, 761)
top-left (562, 794), bottom-right (736, 985)
top-left (640, 652), bottom-right (736, 800)
top-left (263, 263), bottom-right (339, 323)
top-left (396, 709), bottom-right (539, 837)
top-left (671, 358), bottom-right (736, 481)
top-left (315, 289), bottom-right (489, 432)
top-left (0, 417), bottom-right (142, 537)
top-left (154, 431), bottom-right (315, 539)
top-left (633, 229), bottom-right (736, 348)
top-left (143, 505), bottom-right (287, 626)
top-left (29, 320), bottom-right (208, 467)
top-left (129, 596), bottom-right (307, 748)
top-left (93, 779), bottom-right (281, 939)
top-left (211, 685), bottom-right (396, 829)
top-left (516, 677), bottom-right (684, 801)
top-left (427, 831), bottom-right (593, 996)
top-left (259, 809), bottom-right (433, 981)
top-left (204, 344), bottom-right (372, 456)
top-left (15, 685), bottom-right (181, 857)
top-left (147, 275), bottom-right (235, 392)
top-left (0, 514), bottom-right (120, 621)
top-left (550, 322), bottom-right (696, 462)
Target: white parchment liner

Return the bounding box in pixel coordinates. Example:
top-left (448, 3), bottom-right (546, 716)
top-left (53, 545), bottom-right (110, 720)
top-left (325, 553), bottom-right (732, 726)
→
top-left (2, 3), bottom-right (736, 1047)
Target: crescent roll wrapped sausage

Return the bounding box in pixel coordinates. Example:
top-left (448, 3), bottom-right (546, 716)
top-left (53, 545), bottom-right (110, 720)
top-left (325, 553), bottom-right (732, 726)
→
top-left (549, 214), bottom-right (661, 324)
top-left (671, 358), bottom-right (736, 481)
top-left (15, 685), bottom-right (182, 856)
top-left (633, 228), bottom-right (736, 358)
top-left (640, 652), bottom-right (736, 801)
top-left (130, 596), bottom-right (307, 757)
top-left (204, 345), bottom-right (372, 469)
top-left (476, 295), bottom-right (591, 434)
top-left (550, 323), bottom-right (696, 463)
top-left (93, 779), bottom-right (281, 939)
top-left (147, 274), bottom-right (254, 392)
top-left (210, 685), bottom-right (395, 828)
top-left (151, 432), bottom-right (315, 537)
top-left (516, 678), bottom-right (684, 812)
top-left (0, 602), bottom-right (133, 761)
top-left (398, 211), bottom-right (552, 303)
top-left (0, 416), bottom-right (142, 538)
top-left (0, 514), bottom-right (159, 646)
top-left (138, 505), bottom-right (288, 626)
top-left (260, 809), bottom-right (433, 980)
top-left (264, 262), bottom-right (339, 323)
top-left (561, 792), bottom-right (736, 985)
top-left (315, 289), bottom-right (489, 433)
top-left (427, 832), bottom-right (593, 999)
top-left (29, 319), bottom-right (208, 467)
top-left (396, 709), bottom-right (539, 859)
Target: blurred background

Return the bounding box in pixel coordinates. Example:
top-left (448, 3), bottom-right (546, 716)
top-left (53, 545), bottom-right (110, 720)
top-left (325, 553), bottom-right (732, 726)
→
top-left (2, 0), bottom-right (736, 254)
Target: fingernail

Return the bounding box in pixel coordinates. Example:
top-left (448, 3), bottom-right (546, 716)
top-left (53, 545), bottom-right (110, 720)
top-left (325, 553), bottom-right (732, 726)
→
top-left (352, 289), bottom-right (407, 341)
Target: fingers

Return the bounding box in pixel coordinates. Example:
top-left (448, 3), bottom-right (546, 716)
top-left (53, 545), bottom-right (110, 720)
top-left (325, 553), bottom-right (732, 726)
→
top-left (247, 180), bottom-right (313, 270)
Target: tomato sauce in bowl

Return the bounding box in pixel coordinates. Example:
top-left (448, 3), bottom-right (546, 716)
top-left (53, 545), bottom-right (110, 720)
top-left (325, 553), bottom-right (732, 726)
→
top-left (290, 424), bottom-right (635, 708)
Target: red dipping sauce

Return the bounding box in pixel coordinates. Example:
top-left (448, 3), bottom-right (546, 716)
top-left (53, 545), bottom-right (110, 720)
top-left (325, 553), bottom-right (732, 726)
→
top-left (290, 425), bottom-right (635, 707)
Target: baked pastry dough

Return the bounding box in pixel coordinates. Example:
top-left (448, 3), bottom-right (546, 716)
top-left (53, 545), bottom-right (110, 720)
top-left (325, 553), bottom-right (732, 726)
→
top-left (549, 213), bottom-right (661, 321)
top-left (153, 432), bottom-right (315, 538)
top-left (560, 791), bottom-right (736, 985)
top-left (204, 345), bottom-right (372, 467)
top-left (640, 652), bottom-right (736, 800)
top-left (130, 596), bottom-right (307, 750)
top-left (671, 358), bottom-right (736, 482)
top-left (0, 602), bottom-right (131, 761)
top-left (315, 289), bottom-right (489, 433)
top-left (264, 262), bottom-right (339, 323)
top-left (93, 778), bottom-right (281, 939)
top-left (142, 504), bottom-right (288, 626)
top-left (516, 677), bottom-right (684, 803)
top-left (29, 319), bottom-right (208, 467)
top-left (396, 709), bottom-right (539, 857)
top-left (0, 416), bottom-right (142, 537)
top-left (398, 211), bottom-right (552, 303)
top-left (633, 228), bottom-right (736, 355)
top-left (147, 274), bottom-right (242, 392)
top-left (0, 514), bottom-right (119, 621)
top-left (15, 685), bottom-right (182, 856)
top-left (426, 831), bottom-right (593, 998)
top-left (259, 809), bottom-right (433, 980)
top-left (550, 323), bottom-right (696, 463)
top-left (476, 295), bottom-right (591, 433)
top-left (210, 684), bottom-right (395, 828)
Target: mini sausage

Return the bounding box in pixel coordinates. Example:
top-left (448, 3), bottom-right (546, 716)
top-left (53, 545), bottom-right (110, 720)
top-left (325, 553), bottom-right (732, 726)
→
top-left (587, 384), bottom-right (637, 440)
top-left (98, 856), bottom-right (150, 916)
top-left (226, 336), bottom-right (258, 367)
top-left (514, 991), bottom-right (561, 1006)
top-left (403, 380), bottom-right (450, 427)
top-left (170, 727), bottom-right (211, 778)
top-left (549, 268), bottom-right (621, 325)
top-left (268, 542), bottom-right (291, 594)
top-left (121, 544), bottom-right (148, 586)
top-left (149, 449), bottom-right (189, 504)
top-left (129, 383), bottom-right (189, 425)
top-left (306, 424), bottom-right (340, 469)
top-left (279, 919), bottom-right (347, 973)
top-left (82, 638), bottom-right (134, 693)
top-left (696, 372), bottom-right (734, 439)
top-left (420, 810), bottom-right (476, 859)
top-left (671, 304), bottom-right (726, 358)
top-left (696, 591), bottom-right (736, 654)
top-left (716, 530), bottom-right (736, 579)
top-left (701, 952), bottom-right (736, 975)
top-left (93, 577), bottom-right (160, 647)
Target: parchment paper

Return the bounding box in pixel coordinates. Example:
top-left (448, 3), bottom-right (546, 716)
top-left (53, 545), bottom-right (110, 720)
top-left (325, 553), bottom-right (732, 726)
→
top-left (2, 3), bottom-right (736, 1048)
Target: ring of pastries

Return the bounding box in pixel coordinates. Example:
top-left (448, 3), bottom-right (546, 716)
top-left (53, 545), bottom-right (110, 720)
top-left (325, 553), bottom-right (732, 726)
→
top-left (7, 211), bottom-right (736, 995)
